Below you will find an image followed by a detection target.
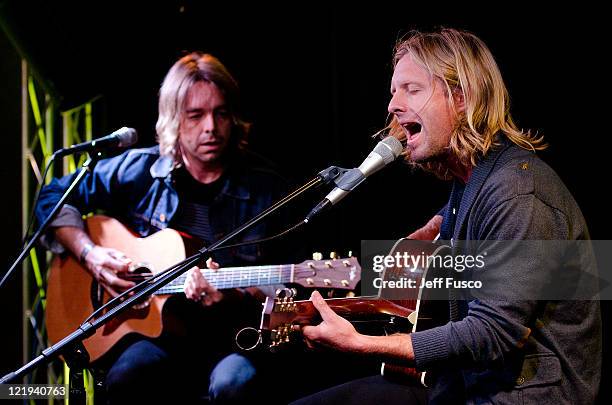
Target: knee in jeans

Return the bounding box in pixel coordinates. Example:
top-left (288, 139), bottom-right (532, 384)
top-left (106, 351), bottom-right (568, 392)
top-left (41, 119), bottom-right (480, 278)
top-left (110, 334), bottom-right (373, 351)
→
top-left (209, 354), bottom-right (257, 402)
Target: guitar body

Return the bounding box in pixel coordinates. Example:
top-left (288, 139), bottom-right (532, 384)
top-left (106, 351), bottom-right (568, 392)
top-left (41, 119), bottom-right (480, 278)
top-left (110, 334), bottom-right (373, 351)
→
top-left (380, 238), bottom-right (451, 332)
top-left (379, 238), bottom-right (451, 381)
top-left (46, 216), bottom-right (187, 363)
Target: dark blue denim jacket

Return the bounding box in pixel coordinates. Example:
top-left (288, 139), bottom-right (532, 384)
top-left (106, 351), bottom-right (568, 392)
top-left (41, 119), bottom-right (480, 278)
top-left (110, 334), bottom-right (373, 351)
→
top-left (35, 145), bottom-right (289, 266)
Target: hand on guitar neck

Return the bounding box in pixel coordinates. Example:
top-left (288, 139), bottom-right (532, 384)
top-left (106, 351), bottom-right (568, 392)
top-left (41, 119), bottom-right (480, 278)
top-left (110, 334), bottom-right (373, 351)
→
top-left (184, 258), bottom-right (225, 306)
top-left (299, 291), bottom-right (416, 366)
top-left (55, 226), bottom-right (135, 297)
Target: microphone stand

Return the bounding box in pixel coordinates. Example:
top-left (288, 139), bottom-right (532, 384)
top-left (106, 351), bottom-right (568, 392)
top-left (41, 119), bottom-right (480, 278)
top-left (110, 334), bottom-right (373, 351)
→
top-left (0, 166), bottom-right (343, 384)
top-left (1, 152), bottom-right (101, 289)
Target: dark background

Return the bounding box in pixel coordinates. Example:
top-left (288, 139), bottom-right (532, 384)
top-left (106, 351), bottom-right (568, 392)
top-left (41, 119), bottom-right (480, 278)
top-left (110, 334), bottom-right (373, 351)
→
top-left (1, 1), bottom-right (609, 402)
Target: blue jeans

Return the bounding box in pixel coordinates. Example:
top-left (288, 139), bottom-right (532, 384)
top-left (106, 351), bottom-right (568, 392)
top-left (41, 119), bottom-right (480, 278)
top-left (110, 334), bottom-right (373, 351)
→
top-left (209, 353), bottom-right (257, 403)
top-left (104, 339), bottom-right (257, 404)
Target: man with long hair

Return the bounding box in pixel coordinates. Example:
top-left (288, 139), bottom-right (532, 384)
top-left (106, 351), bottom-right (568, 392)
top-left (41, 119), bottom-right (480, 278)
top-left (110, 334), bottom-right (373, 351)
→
top-left (36, 52), bottom-right (288, 403)
top-left (291, 28), bottom-right (601, 404)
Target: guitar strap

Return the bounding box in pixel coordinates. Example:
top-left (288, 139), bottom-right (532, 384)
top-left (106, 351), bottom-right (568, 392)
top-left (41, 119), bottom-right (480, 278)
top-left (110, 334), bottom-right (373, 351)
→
top-left (440, 180), bottom-right (466, 322)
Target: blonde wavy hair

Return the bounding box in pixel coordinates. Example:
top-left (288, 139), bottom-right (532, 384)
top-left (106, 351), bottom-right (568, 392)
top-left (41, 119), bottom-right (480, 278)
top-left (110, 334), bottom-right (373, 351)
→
top-left (385, 28), bottom-right (546, 178)
top-left (155, 52), bottom-right (250, 161)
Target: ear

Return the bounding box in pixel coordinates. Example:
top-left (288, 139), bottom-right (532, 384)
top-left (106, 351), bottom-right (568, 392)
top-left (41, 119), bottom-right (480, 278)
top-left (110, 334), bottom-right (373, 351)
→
top-left (452, 88), bottom-right (466, 113)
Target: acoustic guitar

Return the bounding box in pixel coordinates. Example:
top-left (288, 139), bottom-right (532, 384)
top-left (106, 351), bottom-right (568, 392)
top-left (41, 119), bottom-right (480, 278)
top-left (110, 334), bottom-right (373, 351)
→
top-left (252, 238), bottom-right (450, 383)
top-left (45, 215), bottom-right (361, 363)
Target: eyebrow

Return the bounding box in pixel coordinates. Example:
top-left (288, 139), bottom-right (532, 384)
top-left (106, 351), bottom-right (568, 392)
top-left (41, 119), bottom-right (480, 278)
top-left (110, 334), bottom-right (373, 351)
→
top-left (184, 105), bottom-right (228, 113)
top-left (393, 80), bottom-right (420, 87)
top-left (390, 80), bottom-right (423, 92)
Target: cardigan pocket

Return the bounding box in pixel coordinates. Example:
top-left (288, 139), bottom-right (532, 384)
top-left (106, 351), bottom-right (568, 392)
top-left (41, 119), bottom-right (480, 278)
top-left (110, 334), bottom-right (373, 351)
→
top-left (516, 353), bottom-right (563, 405)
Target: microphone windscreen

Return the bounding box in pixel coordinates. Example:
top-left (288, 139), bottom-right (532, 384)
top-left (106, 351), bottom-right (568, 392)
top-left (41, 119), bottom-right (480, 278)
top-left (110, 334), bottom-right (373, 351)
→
top-left (114, 127), bottom-right (138, 147)
top-left (374, 136), bottom-right (404, 164)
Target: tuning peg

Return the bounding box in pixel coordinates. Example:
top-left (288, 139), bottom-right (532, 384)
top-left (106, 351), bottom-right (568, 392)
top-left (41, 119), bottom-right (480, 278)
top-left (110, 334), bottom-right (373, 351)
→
top-left (312, 252), bottom-right (323, 261)
top-left (348, 250), bottom-right (353, 257)
top-left (329, 251), bottom-right (338, 259)
top-left (275, 287), bottom-right (297, 299)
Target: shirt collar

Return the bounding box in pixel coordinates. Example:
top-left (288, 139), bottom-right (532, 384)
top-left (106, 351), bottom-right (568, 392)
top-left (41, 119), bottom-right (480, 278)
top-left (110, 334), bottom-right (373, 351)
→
top-left (149, 154), bottom-right (250, 200)
top-left (149, 154), bottom-right (174, 178)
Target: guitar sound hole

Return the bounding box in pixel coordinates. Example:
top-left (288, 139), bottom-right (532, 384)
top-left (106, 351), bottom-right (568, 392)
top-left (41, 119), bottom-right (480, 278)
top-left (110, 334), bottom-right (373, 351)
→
top-left (88, 262), bottom-right (154, 312)
top-left (129, 264), bottom-right (150, 277)
top-left (128, 263), bottom-right (154, 310)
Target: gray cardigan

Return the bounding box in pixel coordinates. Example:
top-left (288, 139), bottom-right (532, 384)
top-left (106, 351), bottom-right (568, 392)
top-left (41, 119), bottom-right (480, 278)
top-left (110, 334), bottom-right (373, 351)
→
top-left (410, 138), bottom-right (602, 404)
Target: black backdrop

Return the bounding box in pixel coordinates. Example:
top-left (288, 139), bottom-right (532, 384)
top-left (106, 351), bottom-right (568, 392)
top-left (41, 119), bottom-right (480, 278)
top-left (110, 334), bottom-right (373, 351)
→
top-left (1, 1), bottom-right (610, 402)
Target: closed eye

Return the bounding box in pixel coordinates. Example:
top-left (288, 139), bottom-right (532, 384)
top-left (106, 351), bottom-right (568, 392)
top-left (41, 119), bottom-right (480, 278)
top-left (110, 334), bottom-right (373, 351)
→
top-left (215, 109), bottom-right (230, 119)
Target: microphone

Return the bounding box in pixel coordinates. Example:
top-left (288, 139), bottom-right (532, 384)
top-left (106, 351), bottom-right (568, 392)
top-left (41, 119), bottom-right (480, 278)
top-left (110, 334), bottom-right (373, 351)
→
top-left (305, 136), bottom-right (404, 222)
top-left (53, 127), bottom-right (138, 158)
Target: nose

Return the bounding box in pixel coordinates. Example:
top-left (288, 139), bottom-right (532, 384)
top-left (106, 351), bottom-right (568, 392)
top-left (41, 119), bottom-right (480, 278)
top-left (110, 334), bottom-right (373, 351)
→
top-left (202, 112), bottom-right (216, 134)
top-left (388, 91), bottom-right (406, 116)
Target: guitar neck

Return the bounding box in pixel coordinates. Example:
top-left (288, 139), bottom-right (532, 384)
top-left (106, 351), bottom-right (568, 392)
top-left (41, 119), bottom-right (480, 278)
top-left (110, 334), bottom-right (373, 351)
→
top-left (156, 264), bottom-right (294, 295)
top-left (261, 297), bottom-right (415, 348)
top-left (295, 297), bottom-right (414, 320)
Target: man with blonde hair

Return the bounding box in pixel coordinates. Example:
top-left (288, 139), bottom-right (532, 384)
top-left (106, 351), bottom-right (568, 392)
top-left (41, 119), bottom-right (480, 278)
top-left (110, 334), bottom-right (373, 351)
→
top-left (291, 28), bottom-right (601, 404)
top-left (36, 52), bottom-right (289, 403)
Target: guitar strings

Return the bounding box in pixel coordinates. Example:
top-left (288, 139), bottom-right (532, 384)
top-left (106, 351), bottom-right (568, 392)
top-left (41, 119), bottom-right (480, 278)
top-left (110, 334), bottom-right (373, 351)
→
top-left (118, 267), bottom-right (353, 283)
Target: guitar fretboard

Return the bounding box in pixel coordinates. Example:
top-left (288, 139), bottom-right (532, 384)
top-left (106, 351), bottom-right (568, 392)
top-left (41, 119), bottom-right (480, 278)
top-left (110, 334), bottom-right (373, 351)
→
top-left (155, 264), bottom-right (294, 294)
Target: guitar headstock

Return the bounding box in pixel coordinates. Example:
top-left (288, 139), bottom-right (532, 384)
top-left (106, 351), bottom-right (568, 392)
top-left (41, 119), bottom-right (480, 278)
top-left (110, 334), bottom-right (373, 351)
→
top-left (260, 294), bottom-right (313, 349)
top-left (291, 254), bottom-right (360, 290)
